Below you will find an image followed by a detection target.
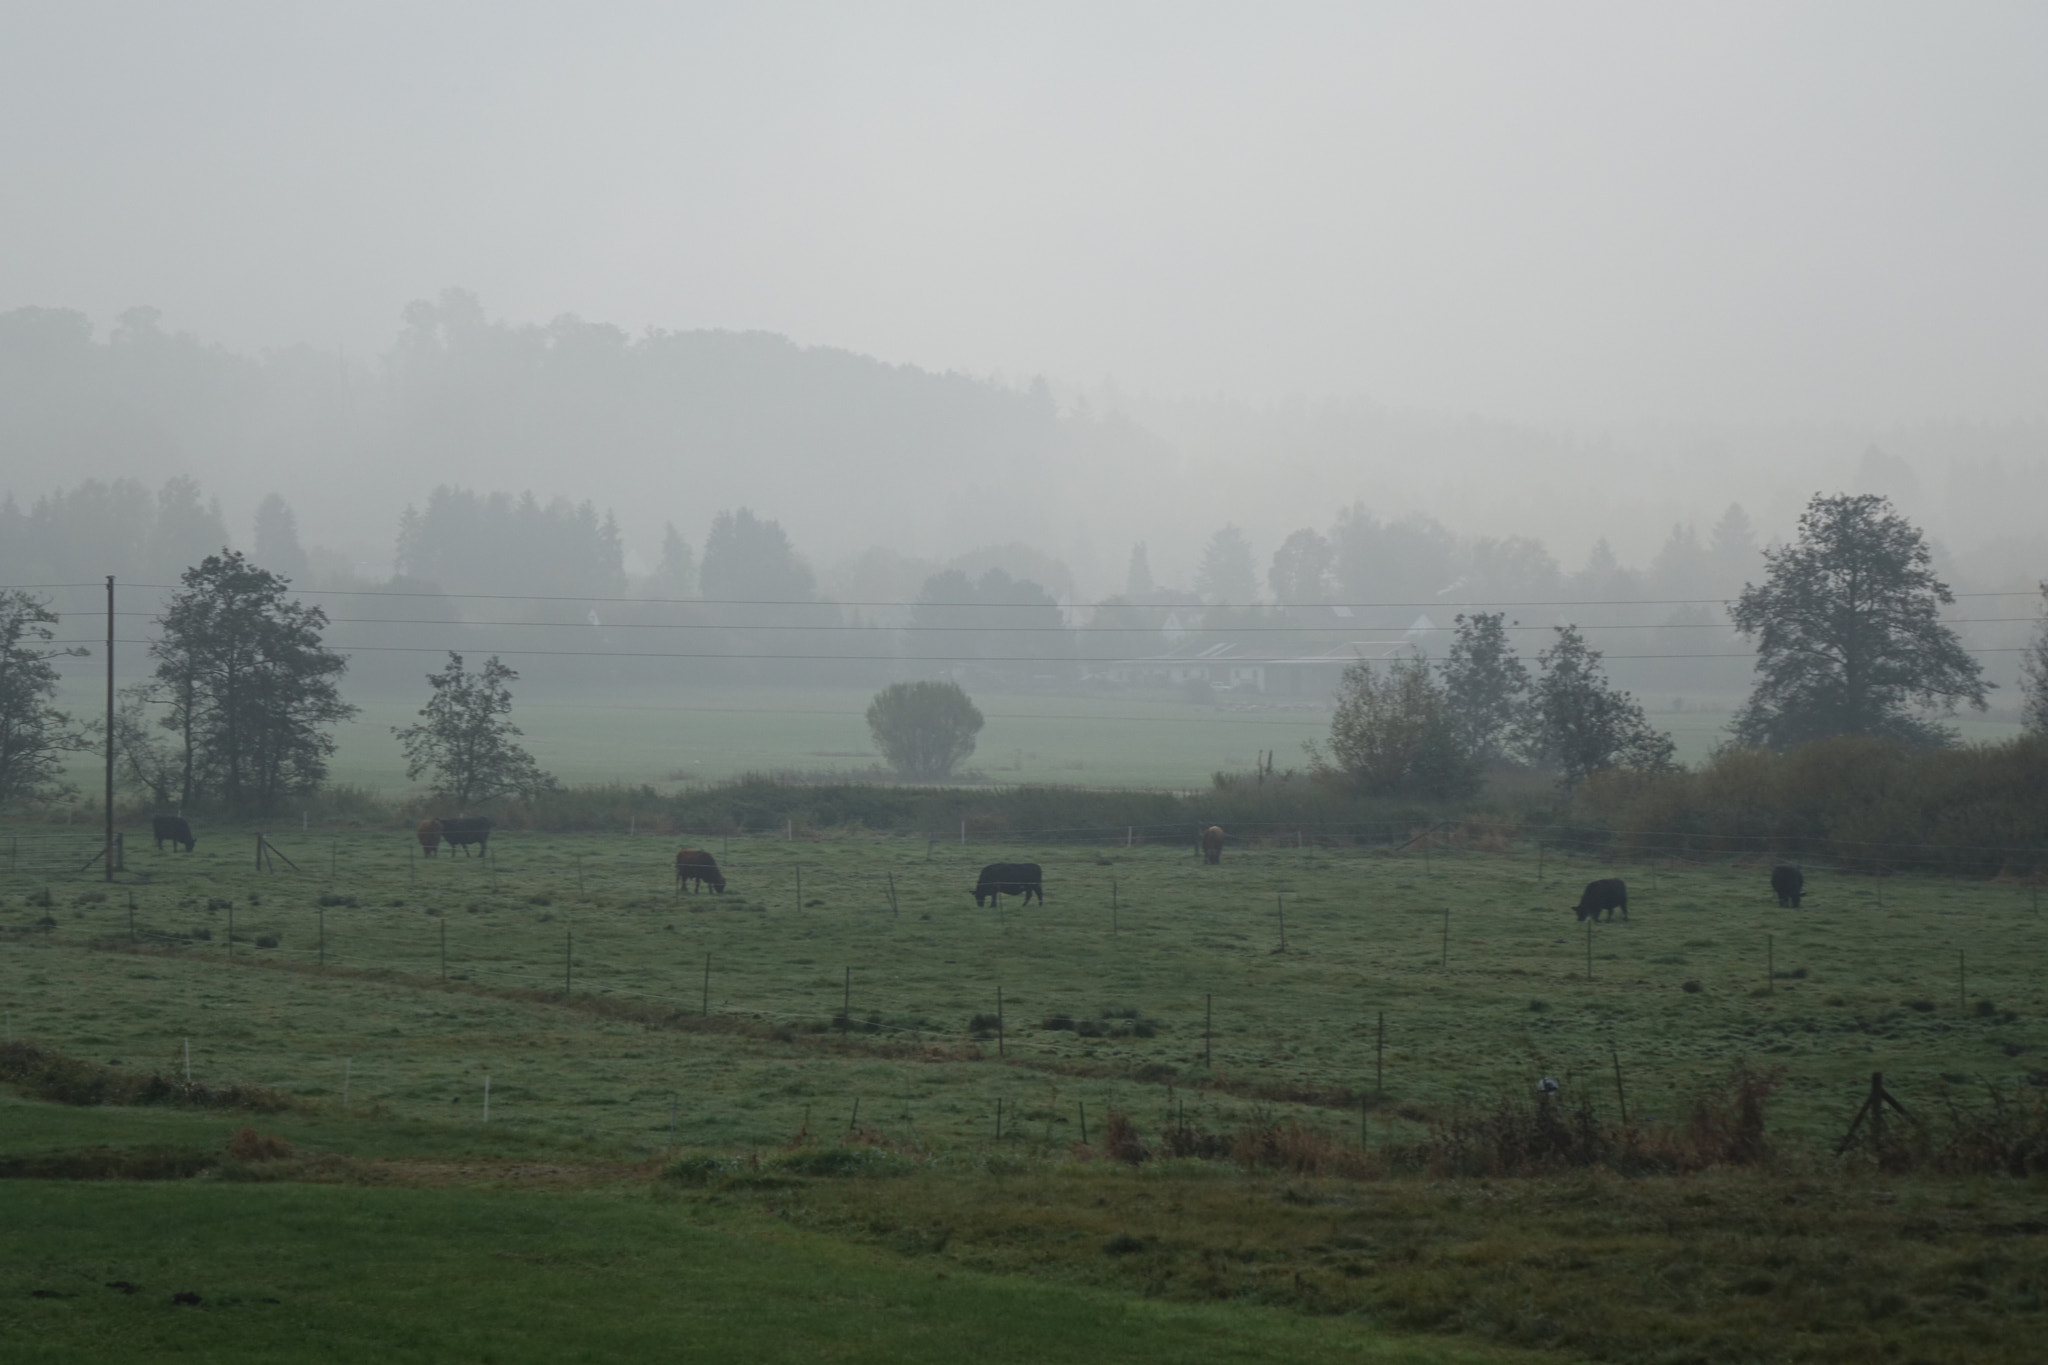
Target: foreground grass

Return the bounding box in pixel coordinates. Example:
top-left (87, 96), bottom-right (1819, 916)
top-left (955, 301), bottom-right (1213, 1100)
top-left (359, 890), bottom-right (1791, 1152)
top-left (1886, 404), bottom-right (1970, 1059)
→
top-left (3, 1095), bottom-right (2045, 1364)
top-left (0, 1178), bottom-right (1539, 1365)
top-left (766, 1160), bottom-right (2048, 1365)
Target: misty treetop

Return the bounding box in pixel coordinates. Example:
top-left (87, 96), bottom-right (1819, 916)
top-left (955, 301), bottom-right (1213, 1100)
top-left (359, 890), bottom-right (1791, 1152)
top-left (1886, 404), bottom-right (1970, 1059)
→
top-left (912, 567), bottom-right (1068, 677)
top-left (1195, 525), bottom-right (1258, 605)
top-left (0, 475), bottom-right (229, 589)
top-left (397, 486), bottom-right (626, 604)
top-left (253, 493), bottom-right (310, 581)
top-left (699, 507), bottom-right (816, 605)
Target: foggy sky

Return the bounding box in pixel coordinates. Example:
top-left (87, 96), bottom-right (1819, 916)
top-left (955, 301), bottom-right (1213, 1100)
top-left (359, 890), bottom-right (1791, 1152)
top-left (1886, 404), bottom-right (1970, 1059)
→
top-left (4, 1), bottom-right (2044, 425)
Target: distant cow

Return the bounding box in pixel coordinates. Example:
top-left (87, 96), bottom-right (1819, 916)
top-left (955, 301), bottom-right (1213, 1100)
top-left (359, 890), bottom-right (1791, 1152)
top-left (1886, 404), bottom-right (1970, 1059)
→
top-left (437, 816), bottom-right (493, 857)
top-left (1200, 826), bottom-right (1225, 864)
top-left (1573, 877), bottom-right (1628, 923)
top-left (151, 815), bottom-right (195, 853)
top-left (674, 848), bottom-right (727, 894)
top-left (1771, 864), bottom-right (1805, 908)
top-left (415, 819), bottom-right (443, 857)
top-left (974, 862), bottom-right (1043, 907)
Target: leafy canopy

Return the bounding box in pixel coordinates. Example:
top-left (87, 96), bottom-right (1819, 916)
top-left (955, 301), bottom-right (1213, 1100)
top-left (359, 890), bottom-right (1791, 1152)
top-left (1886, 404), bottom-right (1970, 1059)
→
top-left (866, 681), bottom-right (984, 779)
top-left (1315, 654), bottom-right (1478, 799)
top-left (151, 551), bottom-right (354, 812)
top-left (1731, 493), bottom-right (1986, 748)
top-left (0, 591), bottom-right (89, 808)
top-left (1441, 612), bottom-right (1530, 767)
top-left (393, 653), bottom-right (556, 806)
top-left (1526, 626), bottom-right (1675, 787)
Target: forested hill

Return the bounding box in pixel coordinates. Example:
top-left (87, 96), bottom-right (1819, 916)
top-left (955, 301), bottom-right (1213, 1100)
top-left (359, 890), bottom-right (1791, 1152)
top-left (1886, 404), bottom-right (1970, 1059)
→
top-left (0, 292), bottom-right (1172, 577)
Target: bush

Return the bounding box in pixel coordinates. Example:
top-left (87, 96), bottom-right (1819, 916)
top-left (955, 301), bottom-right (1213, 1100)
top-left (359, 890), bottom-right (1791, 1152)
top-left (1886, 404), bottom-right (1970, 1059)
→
top-left (772, 1145), bottom-right (914, 1178)
top-left (865, 681), bottom-right (985, 779)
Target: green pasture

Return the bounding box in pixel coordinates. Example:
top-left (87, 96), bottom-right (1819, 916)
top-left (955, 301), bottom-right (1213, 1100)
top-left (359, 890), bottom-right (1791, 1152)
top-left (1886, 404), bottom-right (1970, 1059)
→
top-left (3, 826), bottom-right (2044, 1156)
top-left (7, 826), bottom-right (2048, 1365)
top-left (0, 1175), bottom-right (1539, 1365)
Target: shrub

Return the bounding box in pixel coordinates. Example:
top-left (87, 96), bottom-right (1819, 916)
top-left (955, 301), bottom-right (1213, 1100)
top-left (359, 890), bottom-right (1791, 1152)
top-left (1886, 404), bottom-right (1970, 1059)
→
top-left (225, 1128), bottom-right (294, 1161)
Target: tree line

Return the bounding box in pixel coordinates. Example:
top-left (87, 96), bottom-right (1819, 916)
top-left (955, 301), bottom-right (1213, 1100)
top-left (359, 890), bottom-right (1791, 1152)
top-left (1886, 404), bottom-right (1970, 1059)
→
top-left (0, 491), bottom-right (2027, 814)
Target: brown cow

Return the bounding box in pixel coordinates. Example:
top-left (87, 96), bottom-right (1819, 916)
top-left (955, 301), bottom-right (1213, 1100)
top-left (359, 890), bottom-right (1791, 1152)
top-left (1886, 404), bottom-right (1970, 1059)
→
top-left (1200, 825), bottom-right (1225, 864)
top-left (675, 848), bottom-right (727, 894)
top-left (415, 819), bottom-right (443, 858)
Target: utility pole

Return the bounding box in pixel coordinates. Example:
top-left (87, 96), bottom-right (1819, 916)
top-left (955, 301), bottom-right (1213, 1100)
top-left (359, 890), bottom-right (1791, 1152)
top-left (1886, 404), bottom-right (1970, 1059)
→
top-left (104, 576), bottom-right (115, 883)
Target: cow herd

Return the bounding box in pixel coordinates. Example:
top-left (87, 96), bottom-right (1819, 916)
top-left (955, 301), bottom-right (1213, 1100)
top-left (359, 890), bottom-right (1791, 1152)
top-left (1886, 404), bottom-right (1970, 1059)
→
top-left (132, 814), bottom-right (1815, 919)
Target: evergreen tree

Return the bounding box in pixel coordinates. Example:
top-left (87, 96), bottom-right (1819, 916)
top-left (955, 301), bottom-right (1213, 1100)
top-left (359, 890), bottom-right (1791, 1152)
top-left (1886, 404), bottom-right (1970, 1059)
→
top-left (1731, 493), bottom-right (1986, 748)
top-left (253, 493), bottom-right (310, 580)
top-left (699, 508), bottom-right (815, 602)
top-left (1194, 525), bottom-right (1258, 604)
top-left (1124, 543), bottom-right (1155, 599)
top-left (1267, 528), bottom-right (1332, 605)
top-left (653, 522), bottom-right (697, 597)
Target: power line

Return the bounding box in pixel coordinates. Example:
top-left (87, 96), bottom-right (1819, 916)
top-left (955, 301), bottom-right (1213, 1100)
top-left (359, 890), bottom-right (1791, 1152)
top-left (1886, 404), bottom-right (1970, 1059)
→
top-left (61, 610), bottom-right (2048, 632)
top-left (15, 581), bottom-right (2043, 611)
top-left (49, 636), bottom-right (2043, 661)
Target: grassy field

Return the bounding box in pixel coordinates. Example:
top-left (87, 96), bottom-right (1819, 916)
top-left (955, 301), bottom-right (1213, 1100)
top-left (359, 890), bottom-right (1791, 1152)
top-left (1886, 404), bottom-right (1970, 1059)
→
top-left (4, 828), bottom-right (2044, 1148)
top-left (5, 824), bottom-right (2047, 1362)
top-left (0, 1162), bottom-right (1538, 1365)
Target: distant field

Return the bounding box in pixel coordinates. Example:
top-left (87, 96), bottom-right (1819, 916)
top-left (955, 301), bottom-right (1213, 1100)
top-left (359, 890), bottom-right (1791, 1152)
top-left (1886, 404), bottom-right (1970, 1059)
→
top-left (63, 679), bottom-right (2022, 801)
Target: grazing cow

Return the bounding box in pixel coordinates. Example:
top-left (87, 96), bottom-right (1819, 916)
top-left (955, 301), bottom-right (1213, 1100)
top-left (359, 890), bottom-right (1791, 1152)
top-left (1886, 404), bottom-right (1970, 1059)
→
top-left (974, 862), bottom-right (1043, 907)
top-left (674, 848), bottom-right (727, 894)
top-left (415, 819), bottom-right (443, 857)
top-left (1200, 825), bottom-right (1225, 865)
top-left (1771, 864), bottom-right (1805, 908)
top-left (1573, 877), bottom-right (1628, 923)
top-left (151, 815), bottom-right (196, 853)
top-left (437, 816), bottom-right (493, 857)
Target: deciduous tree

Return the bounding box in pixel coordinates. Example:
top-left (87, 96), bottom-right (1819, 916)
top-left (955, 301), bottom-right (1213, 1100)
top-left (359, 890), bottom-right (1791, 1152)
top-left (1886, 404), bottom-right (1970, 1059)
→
top-left (1441, 612), bottom-right (1530, 766)
top-left (0, 591), bottom-right (89, 808)
top-left (867, 680), bottom-right (984, 779)
top-left (150, 551), bottom-right (355, 812)
top-left (1314, 654), bottom-right (1477, 799)
top-left (1526, 625), bottom-right (1674, 786)
top-left (1731, 493), bottom-right (1986, 748)
top-left (393, 653), bottom-right (556, 805)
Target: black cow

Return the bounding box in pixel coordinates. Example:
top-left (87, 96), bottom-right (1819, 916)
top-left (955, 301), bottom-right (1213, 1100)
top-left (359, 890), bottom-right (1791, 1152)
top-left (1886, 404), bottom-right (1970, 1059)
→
top-left (674, 848), bottom-right (727, 894)
top-left (437, 816), bottom-right (493, 857)
top-left (1771, 864), bottom-right (1805, 908)
top-left (151, 815), bottom-right (196, 853)
top-left (1573, 877), bottom-right (1628, 923)
top-left (974, 862), bottom-right (1043, 907)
